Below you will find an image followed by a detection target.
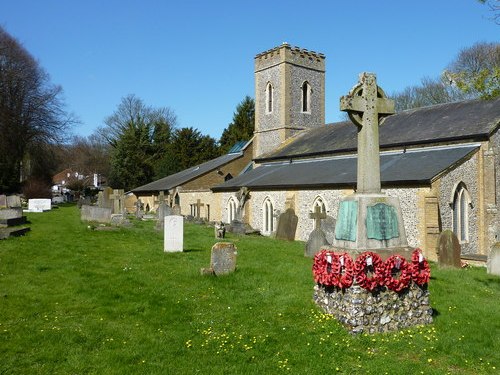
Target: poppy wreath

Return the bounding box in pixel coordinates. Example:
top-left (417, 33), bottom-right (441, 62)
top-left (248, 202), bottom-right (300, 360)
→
top-left (331, 252), bottom-right (354, 288)
top-left (411, 248), bottom-right (431, 285)
top-left (382, 255), bottom-right (412, 292)
top-left (312, 250), bottom-right (338, 286)
top-left (354, 252), bottom-right (384, 291)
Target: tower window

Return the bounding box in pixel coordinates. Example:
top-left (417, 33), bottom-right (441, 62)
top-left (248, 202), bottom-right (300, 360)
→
top-left (301, 81), bottom-right (311, 113)
top-left (266, 83), bottom-right (273, 113)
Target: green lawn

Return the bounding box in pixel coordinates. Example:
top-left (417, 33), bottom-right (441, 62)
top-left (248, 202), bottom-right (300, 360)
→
top-left (0, 205), bottom-right (499, 374)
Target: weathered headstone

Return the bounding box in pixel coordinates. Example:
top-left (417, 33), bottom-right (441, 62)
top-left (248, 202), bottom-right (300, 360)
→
top-left (0, 208), bottom-right (26, 226)
top-left (437, 230), bottom-right (461, 268)
top-left (28, 199), bottom-right (52, 212)
top-left (135, 198), bottom-right (144, 219)
top-left (101, 187), bottom-right (113, 209)
top-left (487, 243), bottom-right (500, 276)
top-left (52, 195), bottom-right (65, 205)
top-left (171, 204), bottom-right (181, 216)
top-left (0, 195), bottom-right (7, 208)
top-left (305, 206), bottom-right (328, 257)
top-left (109, 189), bottom-right (125, 214)
top-left (81, 205), bottom-right (112, 223)
top-left (6, 195), bottom-right (21, 208)
top-left (164, 215), bottom-right (183, 252)
top-left (275, 208), bottom-right (298, 241)
top-left (201, 242), bottom-right (237, 276)
top-left (155, 201), bottom-right (172, 231)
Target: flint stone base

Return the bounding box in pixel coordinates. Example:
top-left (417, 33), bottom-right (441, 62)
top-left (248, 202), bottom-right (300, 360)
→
top-left (313, 282), bottom-right (433, 334)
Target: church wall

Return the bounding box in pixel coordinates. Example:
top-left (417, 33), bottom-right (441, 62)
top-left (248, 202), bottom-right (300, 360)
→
top-left (248, 191), bottom-right (287, 235)
top-left (437, 152), bottom-right (480, 255)
top-left (178, 190), bottom-right (220, 222)
top-left (491, 130), bottom-right (500, 245)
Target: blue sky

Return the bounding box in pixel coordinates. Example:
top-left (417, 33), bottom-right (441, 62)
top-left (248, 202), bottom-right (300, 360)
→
top-left (2, 1), bottom-right (498, 140)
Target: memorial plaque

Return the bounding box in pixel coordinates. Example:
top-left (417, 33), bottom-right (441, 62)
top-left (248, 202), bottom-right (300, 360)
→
top-left (366, 203), bottom-right (399, 241)
top-left (335, 200), bottom-right (358, 241)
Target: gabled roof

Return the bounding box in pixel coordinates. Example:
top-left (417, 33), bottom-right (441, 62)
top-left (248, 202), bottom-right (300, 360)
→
top-left (257, 98), bottom-right (500, 162)
top-left (132, 139), bottom-right (252, 193)
top-left (212, 144), bottom-right (479, 191)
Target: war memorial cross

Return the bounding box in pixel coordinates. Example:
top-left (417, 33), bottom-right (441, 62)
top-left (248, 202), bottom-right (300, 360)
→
top-left (340, 72), bottom-right (394, 194)
top-left (309, 205), bottom-right (326, 230)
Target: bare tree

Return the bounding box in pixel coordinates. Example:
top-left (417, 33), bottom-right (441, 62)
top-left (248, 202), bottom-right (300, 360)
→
top-left (478, 0), bottom-right (500, 24)
top-left (0, 26), bottom-right (74, 192)
top-left (444, 42), bottom-right (500, 99)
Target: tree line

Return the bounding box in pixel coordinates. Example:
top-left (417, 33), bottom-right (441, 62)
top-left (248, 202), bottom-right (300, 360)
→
top-left (0, 23), bottom-right (497, 195)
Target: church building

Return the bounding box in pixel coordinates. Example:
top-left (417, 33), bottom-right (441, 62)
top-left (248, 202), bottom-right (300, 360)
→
top-left (211, 43), bottom-right (499, 262)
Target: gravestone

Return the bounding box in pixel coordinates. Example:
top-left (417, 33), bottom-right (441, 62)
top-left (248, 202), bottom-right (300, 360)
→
top-left (437, 230), bottom-right (462, 267)
top-left (195, 199), bottom-right (204, 220)
top-left (321, 216), bottom-right (336, 245)
top-left (164, 215), bottom-right (183, 252)
top-left (135, 198), bottom-right (144, 219)
top-left (487, 243), bottom-right (500, 276)
top-left (201, 242), bottom-right (237, 276)
top-left (305, 206), bottom-right (329, 257)
top-left (172, 205), bottom-right (181, 216)
top-left (6, 195), bottom-right (21, 208)
top-left (101, 187), bottom-right (113, 209)
top-left (109, 189), bottom-right (125, 214)
top-left (0, 208), bottom-right (26, 226)
top-left (0, 195), bottom-right (7, 208)
top-left (81, 205), bottom-right (112, 223)
top-left (275, 208), bottom-right (298, 241)
top-left (155, 201), bottom-right (172, 231)
top-left (28, 199), bottom-right (52, 212)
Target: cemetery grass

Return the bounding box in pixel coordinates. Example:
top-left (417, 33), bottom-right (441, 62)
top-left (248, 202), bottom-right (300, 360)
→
top-left (0, 206), bottom-right (499, 374)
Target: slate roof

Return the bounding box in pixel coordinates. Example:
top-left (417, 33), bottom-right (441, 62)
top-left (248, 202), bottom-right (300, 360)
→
top-left (212, 144), bottom-right (479, 191)
top-left (132, 142), bottom-right (250, 193)
top-left (256, 98), bottom-right (500, 162)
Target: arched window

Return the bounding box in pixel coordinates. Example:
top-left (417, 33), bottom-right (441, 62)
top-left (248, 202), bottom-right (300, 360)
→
top-left (452, 183), bottom-right (471, 243)
top-left (301, 81), bottom-right (311, 113)
top-left (262, 197), bottom-right (274, 235)
top-left (174, 193), bottom-right (180, 206)
top-left (227, 197), bottom-right (237, 223)
top-left (266, 82), bottom-right (273, 113)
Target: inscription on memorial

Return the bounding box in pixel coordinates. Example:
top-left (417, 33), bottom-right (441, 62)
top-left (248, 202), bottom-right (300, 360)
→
top-left (335, 201), bottom-right (358, 241)
top-left (366, 203), bottom-right (399, 241)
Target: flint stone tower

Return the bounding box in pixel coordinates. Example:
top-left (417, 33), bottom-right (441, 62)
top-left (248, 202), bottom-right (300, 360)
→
top-left (254, 43), bottom-right (325, 158)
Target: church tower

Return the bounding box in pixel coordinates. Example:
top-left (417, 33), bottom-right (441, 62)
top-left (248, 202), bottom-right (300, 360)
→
top-left (254, 43), bottom-right (325, 158)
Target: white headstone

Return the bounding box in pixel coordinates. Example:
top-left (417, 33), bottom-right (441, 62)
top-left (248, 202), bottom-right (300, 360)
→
top-left (487, 243), bottom-right (500, 276)
top-left (28, 199), bottom-right (52, 212)
top-left (164, 215), bottom-right (183, 252)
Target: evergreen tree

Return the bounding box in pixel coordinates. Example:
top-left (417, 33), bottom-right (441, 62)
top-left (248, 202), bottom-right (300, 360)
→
top-left (219, 96), bottom-right (255, 154)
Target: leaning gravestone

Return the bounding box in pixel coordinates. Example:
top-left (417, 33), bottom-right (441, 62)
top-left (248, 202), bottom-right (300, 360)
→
top-left (487, 243), bottom-right (500, 276)
top-left (28, 199), bottom-right (51, 212)
top-left (164, 215), bottom-right (183, 252)
top-left (0, 195), bottom-right (7, 208)
top-left (201, 242), bottom-right (237, 276)
top-left (437, 230), bottom-right (461, 268)
top-left (275, 208), bottom-right (298, 241)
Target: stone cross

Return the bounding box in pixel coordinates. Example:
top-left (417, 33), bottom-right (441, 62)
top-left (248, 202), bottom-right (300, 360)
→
top-left (155, 191), bottom-right (166, 207)
top-left (109, 189), bottom-right (124, 214)
top-left (340, 72), bottom-right (394, 194)
top-left (309, 205), bottom-right (326, 230)
top-left (195, 199), bottom-right (204, 219)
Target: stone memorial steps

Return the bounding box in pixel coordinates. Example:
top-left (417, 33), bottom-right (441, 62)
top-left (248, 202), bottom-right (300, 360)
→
top-left (0, 216), bottom-right (27, 227)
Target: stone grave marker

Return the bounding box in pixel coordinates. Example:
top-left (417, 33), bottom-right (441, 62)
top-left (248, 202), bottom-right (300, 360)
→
top-left (201, 242), bottom-right (237, 276)
top-left (275, 208), bottom-right (298, 241)
top-left (81, 205), bottom-right (112, 223)
top-left (101, 187), bottom-right (113, 209)
top-left (135, 198), bottom-right (144, 219)
top-left (215, 222), bottom-right (226, 239)
top-left (437, 230), bottom-right (461, 268)
top-left (164, 215), bottom-right (183, 252)
top-left (305, 206), bottom-right (328, 257)
top-left (109, 189), bottom-right (124, 214)
top-left (6, 195), bottom-right (21, 208)
top-left (0, 195), bottom-right (7, 208)
top-left (28, 199), bottom-right (51, 212)
top-left (487, 243), bottom-right (500, 276)
top-left (155, 201), bottom-right (172, 231)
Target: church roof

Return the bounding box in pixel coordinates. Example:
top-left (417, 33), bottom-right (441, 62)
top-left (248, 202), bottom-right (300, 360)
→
top-left (256, 98), bottom-right (500, 162)
top-left (212, 144), bottom-right (479, 191)
top-left (132, 140), bottom-right (252, 193)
